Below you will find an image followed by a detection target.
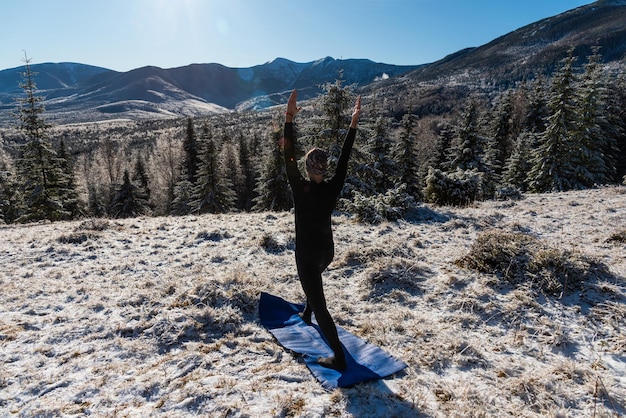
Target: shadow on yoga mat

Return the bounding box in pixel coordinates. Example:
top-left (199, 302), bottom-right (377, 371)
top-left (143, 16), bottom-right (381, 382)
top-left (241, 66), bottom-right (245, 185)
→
top-left (259, 292), bottom-right (407, 390)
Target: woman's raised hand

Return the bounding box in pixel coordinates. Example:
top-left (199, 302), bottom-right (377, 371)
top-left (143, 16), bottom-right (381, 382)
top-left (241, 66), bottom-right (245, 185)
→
top-left (350, 95), bottom-right (361, 128)
top-left (286, 89), bottom-right (301, 122)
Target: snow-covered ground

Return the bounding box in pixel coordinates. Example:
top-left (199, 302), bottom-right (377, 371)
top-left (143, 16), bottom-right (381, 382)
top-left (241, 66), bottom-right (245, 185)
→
top-left (1, 187), bottom-right (625, 417)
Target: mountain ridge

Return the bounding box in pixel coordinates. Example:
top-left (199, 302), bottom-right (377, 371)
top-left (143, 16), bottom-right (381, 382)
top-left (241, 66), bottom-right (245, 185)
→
top-left (358, 0), bottom-right (626, 119)
top-left (0, 57), bottom-right (420, 123)
top-left (399, 0), bottom-right (626, 86)
top-left (1, 0), bottom-right (625, 124)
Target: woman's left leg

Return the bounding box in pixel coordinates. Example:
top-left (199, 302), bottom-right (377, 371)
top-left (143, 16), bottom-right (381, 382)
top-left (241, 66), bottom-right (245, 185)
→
top-left (295, 250), bottom-right (345, 370)
top-left (299, 250), bottom-right (332, 325)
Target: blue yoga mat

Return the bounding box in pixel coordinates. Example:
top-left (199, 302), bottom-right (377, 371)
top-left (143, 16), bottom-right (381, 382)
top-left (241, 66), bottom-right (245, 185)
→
top-left (259, 292), bottom-right (407, 389)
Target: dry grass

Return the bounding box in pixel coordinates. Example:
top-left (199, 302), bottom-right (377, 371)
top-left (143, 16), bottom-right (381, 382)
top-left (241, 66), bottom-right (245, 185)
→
top-left (454, 229), bottom-right (616, 297)
top-left (606, 229), bottom-right (626, 244)
top-left (0, 187), bottom-right (625, 417)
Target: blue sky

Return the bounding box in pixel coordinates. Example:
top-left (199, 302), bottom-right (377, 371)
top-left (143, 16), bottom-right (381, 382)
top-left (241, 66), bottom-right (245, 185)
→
top-left (2, 0), bottom-right (594, 72)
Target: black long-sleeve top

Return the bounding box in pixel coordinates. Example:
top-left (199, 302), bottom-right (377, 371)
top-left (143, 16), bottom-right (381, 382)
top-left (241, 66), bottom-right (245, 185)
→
top-left (283, 122), bottom-right (357, 255)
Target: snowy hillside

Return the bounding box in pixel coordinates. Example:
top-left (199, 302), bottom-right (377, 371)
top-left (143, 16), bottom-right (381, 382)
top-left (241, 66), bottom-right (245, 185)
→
top-left (1, 187), bottom-right (625, 417)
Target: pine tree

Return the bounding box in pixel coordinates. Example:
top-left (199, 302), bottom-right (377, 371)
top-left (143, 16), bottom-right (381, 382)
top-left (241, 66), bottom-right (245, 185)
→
top-left (318, 79), bottom-right (352, 150)
top-left (485, 90), bottom-right (515, 177)
top-left (524, 76), bottom-right (549, 134)
top-left (606, 72), bottom-right (626, 182)
top-left (181, 117), bottom-right (200, 185)
top-left (132, 154), bottom-right (151, 204)
top-left (252, 126), bottom-right (292, 211)
top-left (502, 131), bottom-right (535, 191)
top-left (449, 100), bottom-right (485, 172)
top-left (222, 141), bottom-right (244, 210)
top-left (168, 119), bottom-right (197, 215)
top-left (448, 99), bottom-right (495, 197)
top-left (0, 158), bottom-right (20, 223)
top-left (87, 183), bottom-right (107, 218)
top-left (237, 134), bottom-right (258, 211)
top-left (393, 113), bottom-right (422, 198)
top-left (316, 81), bottom-right (373, 201)
top-left (191, 125), bottom-right (236, 214)
top-left (170, 177), bottom-right (194, 216)
top-left (110, 169), bottom-right (151, 218)
top-left (500, 77), bottom-right (547, 193)
top-left (527, 51), bottom-right (579, 192)
top-left (575, 46), bottom-right (617, 186)
top-left (429, 124), bottom-right (455, 172)
top-left (14, 53), bottom-right (68, 222)
top-left (367, 115), bottom-right (397, 194)
top-left (57, 139), bottom-right (84, 219)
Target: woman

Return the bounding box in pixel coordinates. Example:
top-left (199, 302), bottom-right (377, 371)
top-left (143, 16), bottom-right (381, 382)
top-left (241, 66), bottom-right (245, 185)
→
top-left (282, 89), bottom-right (361, 370)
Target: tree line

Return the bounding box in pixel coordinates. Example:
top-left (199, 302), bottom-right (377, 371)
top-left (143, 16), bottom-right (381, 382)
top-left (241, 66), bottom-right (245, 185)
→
top-left (423, 48), bottom-right (626, 207)
top-left (1, 49), bottom-right (625, 225)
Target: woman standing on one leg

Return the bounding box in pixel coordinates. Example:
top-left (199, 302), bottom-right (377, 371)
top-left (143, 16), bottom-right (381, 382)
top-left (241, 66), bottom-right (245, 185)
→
top-left (282, 89), bottom-right (361, 371)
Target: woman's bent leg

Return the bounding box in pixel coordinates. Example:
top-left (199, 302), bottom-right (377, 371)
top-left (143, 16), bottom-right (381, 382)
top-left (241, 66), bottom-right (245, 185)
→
top-left (296, 256), bottom-right (346, 370)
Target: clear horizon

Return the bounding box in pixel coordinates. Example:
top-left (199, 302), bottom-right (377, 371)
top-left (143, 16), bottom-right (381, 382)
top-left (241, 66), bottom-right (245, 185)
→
top-left (2, 0), bottom-right (594, 72)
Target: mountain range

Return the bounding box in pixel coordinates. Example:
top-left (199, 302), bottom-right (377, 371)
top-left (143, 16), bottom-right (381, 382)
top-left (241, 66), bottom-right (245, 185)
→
top-left (0, 58), bottom-right (420, 124)
top-left (1, 0), bottom-right (625, 125)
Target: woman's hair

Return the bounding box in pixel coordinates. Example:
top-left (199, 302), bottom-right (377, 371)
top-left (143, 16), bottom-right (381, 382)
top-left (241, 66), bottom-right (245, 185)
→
top-left (305, 147), bottom-right (328, 175)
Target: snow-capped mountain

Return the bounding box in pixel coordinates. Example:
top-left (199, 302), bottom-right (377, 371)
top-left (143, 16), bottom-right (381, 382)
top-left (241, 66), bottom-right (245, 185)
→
top-left (0, 58), bottom-right (419, 124)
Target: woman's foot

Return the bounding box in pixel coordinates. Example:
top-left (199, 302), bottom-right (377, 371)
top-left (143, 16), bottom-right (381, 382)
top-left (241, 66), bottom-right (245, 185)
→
top-left (317, 355), bottom-right (346, 371)
top-left (298, 308), bottom-right (312, 325)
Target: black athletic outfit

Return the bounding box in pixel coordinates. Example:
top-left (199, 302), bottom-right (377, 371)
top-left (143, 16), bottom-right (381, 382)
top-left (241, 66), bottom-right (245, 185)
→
top-left (283, 122), bottom-right (356, 366)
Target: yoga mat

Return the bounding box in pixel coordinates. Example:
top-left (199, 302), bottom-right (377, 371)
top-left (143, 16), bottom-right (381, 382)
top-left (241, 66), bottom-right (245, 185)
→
top-left (259, 292), bottom-right (407, 389)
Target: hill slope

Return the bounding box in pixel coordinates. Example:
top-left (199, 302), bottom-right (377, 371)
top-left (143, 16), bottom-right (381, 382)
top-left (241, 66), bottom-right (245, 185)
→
top-left (363, 0), bottom-right (626, 118)
top-left (1, 187), bottom-right (625, 416)
top-left (405, 0), bottom-right (626, 85)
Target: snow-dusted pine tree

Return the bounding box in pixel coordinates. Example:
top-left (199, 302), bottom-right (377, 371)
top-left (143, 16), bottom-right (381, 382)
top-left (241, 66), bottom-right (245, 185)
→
top-left (606, 71), bottom-right (626, 182)
top-left (170, 118), bottom-right (200, 215)
top-left (485, 90), bottom-right (515, 177)
top-left (447, 99), bottom-right (493, 198)
top-left (575, 46), bottom-right (619, 187)
top-left (56, 139), bottom-right (84, 219)
top-left (367, 115), bottom-right (397, 194)
top-left (252, 126), bottom-right (292, 211)
top-left (222, 141), bottom-right (245, 210)
top-left (527, 50), bottom-right (579, 192)
top-left (109, 169), bottom-right (151, 218)
top-left (170, 175), bottom-right (194, 216)
top-left (317, 79), bottom-right (352, 150)
top-left (192, 125), bottom-right (236, 214)
top-left (449, 99), bottom-right (485, 172)
top-left (14, 54), bottom-right (68, 222)
top-left (181, 117), bottom-right (200, 185)
top-left (237, 133), bottom-right (259, 211)
top-left (0, 156), bottom-right (19, 223)
top-left (393, 112), bottom-right (422, 198)
top-left (428, 124), bottom-right (455, 172)
top-left (523, 76), bottom-right (549, 135)
top-left (502, 131), bottom-right (535, 191)
top-left (132, 154), bottom-right (151, 205)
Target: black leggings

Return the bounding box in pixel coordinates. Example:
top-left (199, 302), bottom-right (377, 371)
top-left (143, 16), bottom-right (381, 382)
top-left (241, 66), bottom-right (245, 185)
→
top-left (295, 248), bottom-right (344, 359)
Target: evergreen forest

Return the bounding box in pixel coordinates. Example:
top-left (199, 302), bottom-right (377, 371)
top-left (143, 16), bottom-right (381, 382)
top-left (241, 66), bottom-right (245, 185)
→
top-left (1, 49), bottom-right (625, 225)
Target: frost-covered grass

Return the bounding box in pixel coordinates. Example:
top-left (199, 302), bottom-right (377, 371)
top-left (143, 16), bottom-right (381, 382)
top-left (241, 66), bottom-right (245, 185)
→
top-left (1, 187), bottom-right (625, 417)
